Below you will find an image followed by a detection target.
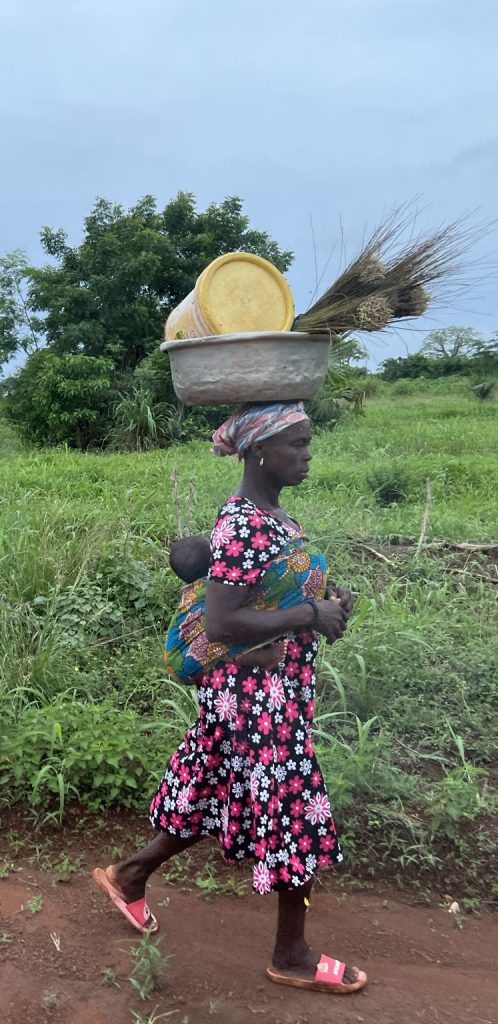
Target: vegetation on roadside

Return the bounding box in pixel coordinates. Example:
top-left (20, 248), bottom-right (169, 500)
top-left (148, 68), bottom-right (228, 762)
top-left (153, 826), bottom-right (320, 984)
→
top-left (1, 381), bottom-right (497, 899)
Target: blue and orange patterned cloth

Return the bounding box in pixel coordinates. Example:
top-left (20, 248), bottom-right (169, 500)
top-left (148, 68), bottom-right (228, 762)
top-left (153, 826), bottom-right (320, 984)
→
top-left (164, 533), bottom-right (328, 685)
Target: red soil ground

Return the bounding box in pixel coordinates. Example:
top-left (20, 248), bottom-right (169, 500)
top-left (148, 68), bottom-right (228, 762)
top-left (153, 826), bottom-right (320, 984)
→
top-left (1, 814), bottom-right (497, 1024)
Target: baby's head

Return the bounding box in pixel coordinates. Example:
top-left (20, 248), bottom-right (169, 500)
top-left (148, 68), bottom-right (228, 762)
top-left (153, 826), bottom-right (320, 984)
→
top-left (169, 535), bottom-right (211, 584)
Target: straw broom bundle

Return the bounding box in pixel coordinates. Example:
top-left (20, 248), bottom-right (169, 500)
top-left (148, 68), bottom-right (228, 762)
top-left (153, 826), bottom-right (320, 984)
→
top-left (292, 205), bottom-right (486, 335)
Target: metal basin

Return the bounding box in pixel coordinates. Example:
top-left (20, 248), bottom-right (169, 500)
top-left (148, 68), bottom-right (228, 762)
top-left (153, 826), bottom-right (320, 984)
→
top-left (160, 331), bottom-right (330, 405)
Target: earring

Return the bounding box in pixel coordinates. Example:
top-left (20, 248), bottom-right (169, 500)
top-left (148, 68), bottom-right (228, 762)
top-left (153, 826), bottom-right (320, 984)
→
top-left (259, 457), bottom-right (264, 467)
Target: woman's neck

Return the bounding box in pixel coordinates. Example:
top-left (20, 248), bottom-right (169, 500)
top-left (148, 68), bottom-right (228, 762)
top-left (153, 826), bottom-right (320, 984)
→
top-left (239, 464), bottom-right (282, 511)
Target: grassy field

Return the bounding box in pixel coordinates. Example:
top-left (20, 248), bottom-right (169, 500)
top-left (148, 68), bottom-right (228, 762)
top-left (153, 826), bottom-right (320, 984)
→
top-left (1, 380), bottom-right (497, 901)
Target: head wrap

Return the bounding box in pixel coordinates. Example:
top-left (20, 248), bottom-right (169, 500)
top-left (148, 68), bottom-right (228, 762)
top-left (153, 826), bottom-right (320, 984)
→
top-left (211, 402), bottom-right (309, 458)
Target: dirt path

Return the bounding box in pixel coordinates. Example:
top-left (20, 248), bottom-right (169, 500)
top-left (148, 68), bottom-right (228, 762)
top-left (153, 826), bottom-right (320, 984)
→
top-left (1, 819), bottom-right (497, 1024)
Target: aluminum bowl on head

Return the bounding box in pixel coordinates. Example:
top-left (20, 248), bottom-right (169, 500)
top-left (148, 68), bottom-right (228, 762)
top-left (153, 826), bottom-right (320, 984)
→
top-left (159, 331), bottom-right (331, 406)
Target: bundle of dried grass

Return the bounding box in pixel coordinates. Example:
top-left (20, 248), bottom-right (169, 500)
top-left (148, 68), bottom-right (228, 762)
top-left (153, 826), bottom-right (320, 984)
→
top-left (394, 284), bottom-right (430, 318)
top-left (352, 295), bottom-right (393, 331)
top-left (358, 255), bottom-right (387, 285)
top-left (293, 204), bottom-right (488, 335)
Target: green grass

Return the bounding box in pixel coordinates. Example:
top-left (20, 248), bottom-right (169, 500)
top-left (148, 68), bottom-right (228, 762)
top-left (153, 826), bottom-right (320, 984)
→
top-left (0, 385), bottom-right (497, 897)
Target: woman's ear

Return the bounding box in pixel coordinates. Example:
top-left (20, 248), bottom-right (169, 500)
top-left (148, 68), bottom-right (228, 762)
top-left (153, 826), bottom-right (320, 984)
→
top-left (251, 440), bottom-right (264, 463)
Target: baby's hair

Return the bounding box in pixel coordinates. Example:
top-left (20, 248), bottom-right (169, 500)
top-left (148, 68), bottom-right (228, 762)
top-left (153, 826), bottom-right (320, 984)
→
top-left (169, 535), bottom-right (211, 584)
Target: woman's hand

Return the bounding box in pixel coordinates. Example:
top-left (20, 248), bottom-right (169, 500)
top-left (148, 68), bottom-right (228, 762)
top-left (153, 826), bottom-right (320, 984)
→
top-left (329, 585), bottom-right (355, 617)
top-left (313, 598), bottom-right (349, 644)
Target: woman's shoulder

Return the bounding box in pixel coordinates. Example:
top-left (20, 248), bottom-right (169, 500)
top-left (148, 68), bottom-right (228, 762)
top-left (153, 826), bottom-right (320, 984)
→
top-left (212, 495), bottom-right (259, 537)
top-left (212, 496), bottom-right (297, 545)
top-left (216, 494), bottom-right (245, 518)
top-left (214, 495), bottom-right (274, 526)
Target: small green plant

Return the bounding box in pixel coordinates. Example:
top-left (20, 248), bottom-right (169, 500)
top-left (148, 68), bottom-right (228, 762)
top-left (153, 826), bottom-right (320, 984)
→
top-left (101, 967), bottom-right (120, 988)
top-left (0, 860), bottom-right (15, 878)
top-left (429, 765), bottom-right (488, 842)
top-left (6, 832), bottom-right (24, 856)
top-left (365, 463), bottom-right (413, 505)
top-left (53, 854), bottom-right (82, 882)
top-left (22, 894), bottom-right (44, 914)
top-left (29, 845), bottom-right (53, 871)
top-left (162, 855), bottom-right (193, 892)
top-left (427, 726), bottom-right (492, 844)
top-left (41, 991), bottom-right (58, 1012)
top-left (0, 932), bottom-right (12, 944)
top-left (126, 933), bottom-right (172, 1001)
top-left (130, 1008), bottom-right (179, 1023)
top-left (194, 864), bottom-right (246, 900)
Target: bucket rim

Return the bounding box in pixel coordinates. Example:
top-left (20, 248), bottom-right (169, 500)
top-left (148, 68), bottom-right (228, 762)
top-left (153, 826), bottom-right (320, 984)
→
top-left (160, 330), bottom-right (331, 352)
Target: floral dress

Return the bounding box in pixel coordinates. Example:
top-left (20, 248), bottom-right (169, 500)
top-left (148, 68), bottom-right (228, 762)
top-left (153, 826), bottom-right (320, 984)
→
top-left (150, 496), bottom-right (343, 893)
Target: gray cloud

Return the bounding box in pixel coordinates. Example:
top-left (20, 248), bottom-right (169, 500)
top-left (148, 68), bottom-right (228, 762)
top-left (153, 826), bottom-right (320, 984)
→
top-left (1, 0), bottom-right (497, 367)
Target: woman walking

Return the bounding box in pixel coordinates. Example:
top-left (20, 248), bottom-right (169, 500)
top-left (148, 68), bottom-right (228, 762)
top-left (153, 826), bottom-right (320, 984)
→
top-left (93, 402), bottom-right (367, 995)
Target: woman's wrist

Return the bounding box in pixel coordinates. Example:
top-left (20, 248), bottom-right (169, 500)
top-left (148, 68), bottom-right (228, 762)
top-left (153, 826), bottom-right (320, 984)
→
top-left (305, 599), bottom-right (320, 630)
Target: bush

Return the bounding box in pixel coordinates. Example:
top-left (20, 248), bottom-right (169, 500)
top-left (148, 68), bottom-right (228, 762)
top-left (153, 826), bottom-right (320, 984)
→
top-left (110, 387), bottom-right (188, 450)
top-left (132, 349), bottom-right (177, 405)
top-left (365, 464), bottom-right (413, 505)
top-left (0, 697), bottom-right (181, 819)
top-left (471, 381), bottom-right (498, 401)
top-left (4, 351), bottom-right (114, 448)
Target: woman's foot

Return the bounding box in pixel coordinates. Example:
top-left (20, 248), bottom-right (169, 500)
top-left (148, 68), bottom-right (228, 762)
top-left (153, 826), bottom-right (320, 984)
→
top-left (91, 867), bottom-right (158, 934)
top-left (271, 942), bottom-right (365, 989)
top-left (110, 863), bottom-right (147, 903)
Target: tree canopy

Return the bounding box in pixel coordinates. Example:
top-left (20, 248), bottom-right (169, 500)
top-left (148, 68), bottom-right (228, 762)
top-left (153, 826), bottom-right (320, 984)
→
top-left (1, 192), bottom-right (293, 374)
top-left (0, 249), bottom-right (45, 366)
top-left (420, 326), bottom-right (487, 360)
top-left (1, 192), bottom-right (294, 447)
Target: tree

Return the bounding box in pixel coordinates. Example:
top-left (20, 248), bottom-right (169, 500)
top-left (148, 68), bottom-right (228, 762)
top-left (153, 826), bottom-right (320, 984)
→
top-left (29, 193), bottom-right (293, 373)
top-left (421, 326), bottom-right (485, 360)
top-left (0, 250), bottom-right (45, 366)
top-left (4, 351), bottom-right (114, 448)
top-left (379, 354), bottom-right (435, 380)
top-left (2, 192), bottom-right (293, 447)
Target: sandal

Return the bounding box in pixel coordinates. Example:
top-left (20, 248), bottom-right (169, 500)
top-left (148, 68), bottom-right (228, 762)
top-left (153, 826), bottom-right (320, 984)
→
top-left (267, 953), bottom-right (367, 994)
top-left (92, 866), bottom-right (159, 935)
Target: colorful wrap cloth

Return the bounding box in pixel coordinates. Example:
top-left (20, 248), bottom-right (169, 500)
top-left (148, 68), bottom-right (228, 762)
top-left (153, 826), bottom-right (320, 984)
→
top-left (211, 402), bottom-right (309, 458)
top-left (164, 535), bottom-right (328, 685)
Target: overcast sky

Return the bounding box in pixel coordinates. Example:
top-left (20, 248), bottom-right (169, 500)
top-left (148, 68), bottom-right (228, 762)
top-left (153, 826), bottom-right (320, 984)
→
top-left (1, 0), bottom-right (497, 367)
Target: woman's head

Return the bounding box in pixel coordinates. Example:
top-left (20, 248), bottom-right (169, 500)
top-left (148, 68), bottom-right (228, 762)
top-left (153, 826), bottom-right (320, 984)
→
top-left (251, 417), bottom-right (312, 488)
top-left (212, 402), bottom-right (312, 489)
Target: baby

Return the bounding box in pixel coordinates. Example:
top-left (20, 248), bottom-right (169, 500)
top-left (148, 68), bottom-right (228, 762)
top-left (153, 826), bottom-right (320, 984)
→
top-left (169, 535), bottom-right (288, 673)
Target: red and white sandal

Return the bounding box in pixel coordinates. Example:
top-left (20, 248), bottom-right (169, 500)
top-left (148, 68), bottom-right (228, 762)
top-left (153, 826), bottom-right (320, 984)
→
top-left (92, 866), bottom-right (159, 935)
top-left (267, 953), bottom-right (367, 994)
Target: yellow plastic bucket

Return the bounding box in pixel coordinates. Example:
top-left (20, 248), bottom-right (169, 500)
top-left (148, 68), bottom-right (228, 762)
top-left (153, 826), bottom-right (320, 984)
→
top-left (165, 252), bottom-right (294, 340)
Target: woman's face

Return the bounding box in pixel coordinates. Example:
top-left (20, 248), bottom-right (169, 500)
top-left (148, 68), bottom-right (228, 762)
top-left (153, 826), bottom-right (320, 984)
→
top-left (259, 419), bottom-right (313, 488)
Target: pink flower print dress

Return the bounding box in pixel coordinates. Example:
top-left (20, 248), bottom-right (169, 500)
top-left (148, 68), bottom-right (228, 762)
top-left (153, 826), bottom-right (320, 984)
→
top-left (149, 496), bottom-right (343, 893)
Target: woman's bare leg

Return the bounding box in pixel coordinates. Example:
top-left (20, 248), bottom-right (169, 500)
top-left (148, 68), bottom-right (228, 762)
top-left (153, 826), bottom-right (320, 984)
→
top-left (272, 879), bottom-right (318, 976)
top-left (110, 832), bottom-right (203, 902)
top-left (272, 879), bottom-right (358, 983)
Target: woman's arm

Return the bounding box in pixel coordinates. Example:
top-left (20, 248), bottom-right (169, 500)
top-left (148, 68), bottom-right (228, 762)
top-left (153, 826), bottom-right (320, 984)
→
top-left (205, 580), bottom-right (347, 645)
